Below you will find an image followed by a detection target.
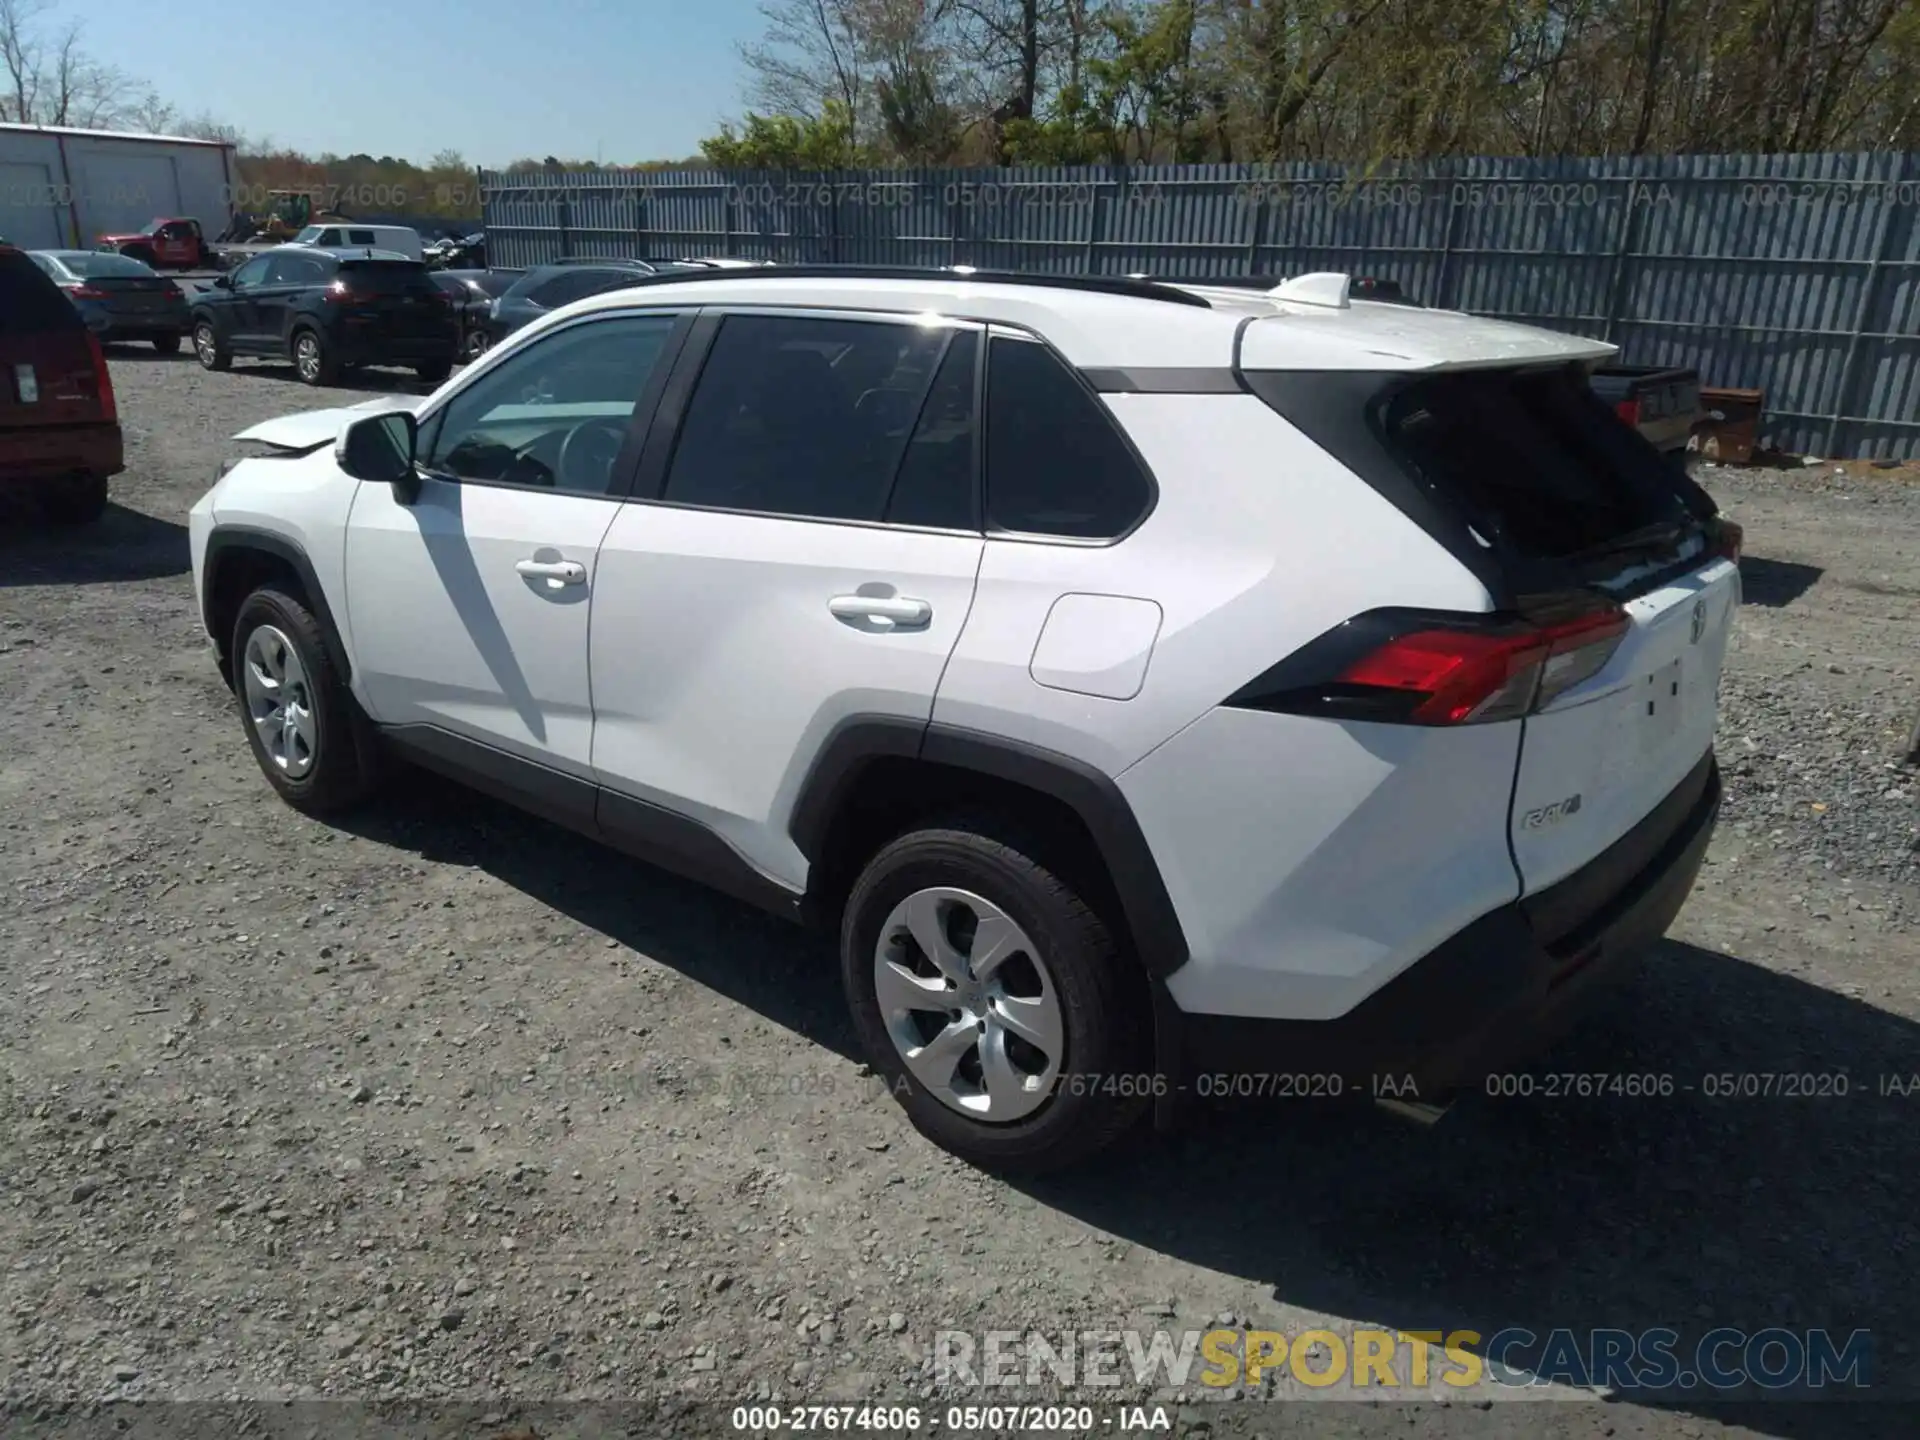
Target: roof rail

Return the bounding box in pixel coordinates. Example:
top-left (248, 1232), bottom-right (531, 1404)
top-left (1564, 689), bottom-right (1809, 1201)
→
top-left (581, 263), bottom-right (1214, 309)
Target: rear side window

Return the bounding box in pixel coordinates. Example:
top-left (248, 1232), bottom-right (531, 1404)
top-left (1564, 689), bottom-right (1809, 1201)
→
top-left (0, 249), bottom-right (82, 333)
top-left (1248, 365), bottom-right (1695, 564)
top-left (984, 335), bottom-right (1153, 538)
top-left (528, 270), bottom-right (614, 307)
top-left (663, 313), bottom-right (965, 523)
top-left (347, 229), bottom-right (377, 245)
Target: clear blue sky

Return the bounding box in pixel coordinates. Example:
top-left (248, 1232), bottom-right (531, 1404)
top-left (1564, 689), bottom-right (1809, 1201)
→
top-left (79, 0), bottom-right (761, 164)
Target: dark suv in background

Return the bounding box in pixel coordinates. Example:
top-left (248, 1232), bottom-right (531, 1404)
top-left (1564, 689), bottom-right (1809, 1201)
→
top-left (190, 247), bottom-right (461, 386)
top-left (0, 244), bottom-right (123, 523)
top-left (485, 261), bottom-right (691, 344)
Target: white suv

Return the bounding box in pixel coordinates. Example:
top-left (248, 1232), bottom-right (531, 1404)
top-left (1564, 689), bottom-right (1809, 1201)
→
top-left (188, 265), bottom-right (1741, 1171)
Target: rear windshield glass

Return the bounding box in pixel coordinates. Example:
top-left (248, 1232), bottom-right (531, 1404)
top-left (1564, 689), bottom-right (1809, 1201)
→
top-left (73, 253), bottom-right (158, 278)
top-left (0, 248), bottom-right (82, 333)
top-left (336, 260), bottom-right (434, 293)
top-left (1246, 364), bottom-right (1699, 563)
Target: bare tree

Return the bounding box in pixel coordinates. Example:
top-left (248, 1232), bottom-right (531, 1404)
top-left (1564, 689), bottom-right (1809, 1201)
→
top-left (0, 0), bottom-right (136, 127)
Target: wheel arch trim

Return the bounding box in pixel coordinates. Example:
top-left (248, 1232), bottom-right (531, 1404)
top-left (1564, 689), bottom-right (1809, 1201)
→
top-left (789, 716), bottom-right (1192, 981)
top-left (202, 525), bottom-right (352, 684)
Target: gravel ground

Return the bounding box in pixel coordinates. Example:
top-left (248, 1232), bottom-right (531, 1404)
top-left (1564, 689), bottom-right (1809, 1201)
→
top-left (1, 352), bottom-right (1916, 1440)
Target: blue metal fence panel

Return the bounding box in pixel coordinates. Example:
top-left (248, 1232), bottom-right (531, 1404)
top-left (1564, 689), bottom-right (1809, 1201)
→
top-left (481, 153), bottom-right (1920, 458)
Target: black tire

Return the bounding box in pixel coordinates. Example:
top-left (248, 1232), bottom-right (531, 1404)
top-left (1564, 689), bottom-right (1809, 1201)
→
top-left (840, 816), bottom-right (1151, 1173)
top-left (193, 317), bottom-right (231, 371)
top-left (229, 585), bottom-right (382, 814)
top-left (415, 360), bottom-right (453, 384)
top-left (40, 472), bottom-right (108, 525)
top-left (290, 326), bottom-right (338, 386)
top-left (152, 332), bottom-right (182, 354)
top-left (462, 328), bottom-right (490, 361)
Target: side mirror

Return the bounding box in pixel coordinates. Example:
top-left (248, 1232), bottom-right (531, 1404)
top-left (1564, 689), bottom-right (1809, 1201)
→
top-left (337, 410), bottom-right (421, 504)
top-left (212, 275), bottom-right (232, 290)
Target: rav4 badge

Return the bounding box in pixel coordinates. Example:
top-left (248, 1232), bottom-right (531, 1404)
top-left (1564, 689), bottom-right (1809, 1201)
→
top-left (1523, 794), bottom-right (1583, 830)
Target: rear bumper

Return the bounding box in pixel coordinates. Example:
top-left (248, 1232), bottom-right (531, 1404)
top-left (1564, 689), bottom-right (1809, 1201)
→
top-left (0, 422), bottom-right (125, 481)
top-left (1172, 751), bottom-right (1721, 1101)
top-left (333, 332), bottom-right (460, 365)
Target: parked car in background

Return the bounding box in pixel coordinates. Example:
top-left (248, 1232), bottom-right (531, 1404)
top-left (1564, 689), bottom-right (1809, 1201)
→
top-left (486, 262), bottom-right (677, 343)
top-left (431, 268), bottom-right (523, 360)
top-left (93, 217), bottom-right (216, 270)
top-left (28, 250), bottom-right (190, 352)
top-left (1590, 364), bottom-right (1702, 461)
top-left (0, 243), bottom-right (122, 523)
top-left (290, 223), bottom-right (425, 261)
top-left (189, 246), bottom-right (459, 386)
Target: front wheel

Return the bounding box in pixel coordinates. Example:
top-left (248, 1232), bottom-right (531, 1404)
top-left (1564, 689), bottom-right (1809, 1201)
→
top-left (840, 819), bottom-right (1151, 1173)
top-left (230, 586), bottom-right (381, 814)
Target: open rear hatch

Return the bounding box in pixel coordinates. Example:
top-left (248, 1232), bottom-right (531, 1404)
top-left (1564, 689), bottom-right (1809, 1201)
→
top-left (1242, 322), bottom-right (1740, 898)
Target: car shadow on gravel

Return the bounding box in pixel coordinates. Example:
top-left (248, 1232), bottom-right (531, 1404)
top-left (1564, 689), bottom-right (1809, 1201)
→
top-left (0, 503), bottom-right (189, 586)
top-left (328, 768), bottom-right (859, 1053)
top-left (1740, 556), bottom-right (1824, 608)
top-left (1017, 942), bottom-right (1917, 1438)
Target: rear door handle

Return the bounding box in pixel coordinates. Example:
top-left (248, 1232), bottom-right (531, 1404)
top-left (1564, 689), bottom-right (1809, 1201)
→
top-left (828, 594), bottom-right (932, 628)
top-left (516, 558), bottom-right (586, 586)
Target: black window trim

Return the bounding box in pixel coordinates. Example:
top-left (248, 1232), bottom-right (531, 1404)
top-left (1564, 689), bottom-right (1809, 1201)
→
top-left (626, 303), bottom-right (991, 538)
top-left (409, 309), bottom-right (697, 500)
top-left (980, 324), bottom-right (1162, 548)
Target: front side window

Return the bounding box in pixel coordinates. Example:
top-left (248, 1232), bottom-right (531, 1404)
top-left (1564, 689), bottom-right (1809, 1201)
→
top-left (983, 334), bottom-right (1154, 539)
top-left (421, 315), bottom-right (677, 495)
top-left (229, 256), bottom-right (271, 289)
top-left (661, 313), bottom-right (968, 523)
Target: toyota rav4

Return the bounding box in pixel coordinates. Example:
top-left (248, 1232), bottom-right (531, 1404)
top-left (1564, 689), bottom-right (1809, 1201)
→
top-left (187, 265), bottom-right (1740, 1171)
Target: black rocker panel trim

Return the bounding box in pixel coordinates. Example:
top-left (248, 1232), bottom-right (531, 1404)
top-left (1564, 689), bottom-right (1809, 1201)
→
top-left (378, 724), bottom-right (804, 921)
top-left (203, 526), bottom-right (353, 683)
top-left (788, 717), bottom-right (1193, 979)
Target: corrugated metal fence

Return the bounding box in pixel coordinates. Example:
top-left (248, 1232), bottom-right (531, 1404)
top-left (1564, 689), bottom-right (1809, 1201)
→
top-left (480, 153), bottom-right (1920, 458)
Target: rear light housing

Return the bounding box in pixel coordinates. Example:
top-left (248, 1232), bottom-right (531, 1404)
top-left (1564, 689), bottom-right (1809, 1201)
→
top-left (1707, 516), bottom-right (1743, 562)
top-left (87, 333), bottom-right (116, 423)
top-left (1614, 398), bottom-right (1641, 427)
top-left (1225, 601), bottom-right (1632, 727)
top-left (66, 282), bottom-right (109, 299)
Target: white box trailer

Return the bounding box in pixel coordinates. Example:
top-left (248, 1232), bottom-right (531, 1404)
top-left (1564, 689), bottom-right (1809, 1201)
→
top-left (0, 122), bottom-right (234, 251)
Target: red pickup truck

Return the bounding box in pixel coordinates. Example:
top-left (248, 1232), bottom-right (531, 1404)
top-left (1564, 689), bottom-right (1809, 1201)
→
top-left (93, 217), bottom-right (214, 270)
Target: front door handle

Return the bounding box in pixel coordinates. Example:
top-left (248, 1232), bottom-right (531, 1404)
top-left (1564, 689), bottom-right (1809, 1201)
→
top-left (516, 557), bottom-right (586, 587)
top-left (828, 594), bottom-right (932, 628)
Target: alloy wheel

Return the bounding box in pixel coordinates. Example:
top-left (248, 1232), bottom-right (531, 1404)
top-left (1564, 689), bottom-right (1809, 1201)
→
top-left (241, 624), bottom-right (317, 779)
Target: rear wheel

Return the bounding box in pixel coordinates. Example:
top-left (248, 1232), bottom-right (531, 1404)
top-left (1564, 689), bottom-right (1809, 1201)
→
top-left (230, 585), bottom-right (380, 814)
top-left (291, 328), bottom-right (337, 386)
top-left (462, 328), bottom-right (490, 361)
top-left (40, 472), bottom-right (108, 525)
top-left (840, 817), bottom-right (1151, 1173)
top-left (193, 318), bottom-right (230, 371)
top-left (152, 332), bottom-right (181, 355)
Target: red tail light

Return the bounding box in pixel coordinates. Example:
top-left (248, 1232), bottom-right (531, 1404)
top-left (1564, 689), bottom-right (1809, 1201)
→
top-left (1227, 602), bottom-right (1632, 726)
top-left (1614, 398), bottom-right (1641, 427)
top-left (1338, 607), bottom-right (1628, 724)
top-left (1708, 517), bottom-right (1743, 562)
top-left (87, 333), bottom-right (117, 423)
top-left (66, 283), bottom-right (109, 299)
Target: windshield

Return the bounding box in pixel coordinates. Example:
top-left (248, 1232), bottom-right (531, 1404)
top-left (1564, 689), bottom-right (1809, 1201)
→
top-left (138, 219), bottom-right (166, 236)
top-left (295, 226), bottom-right (324, 243)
